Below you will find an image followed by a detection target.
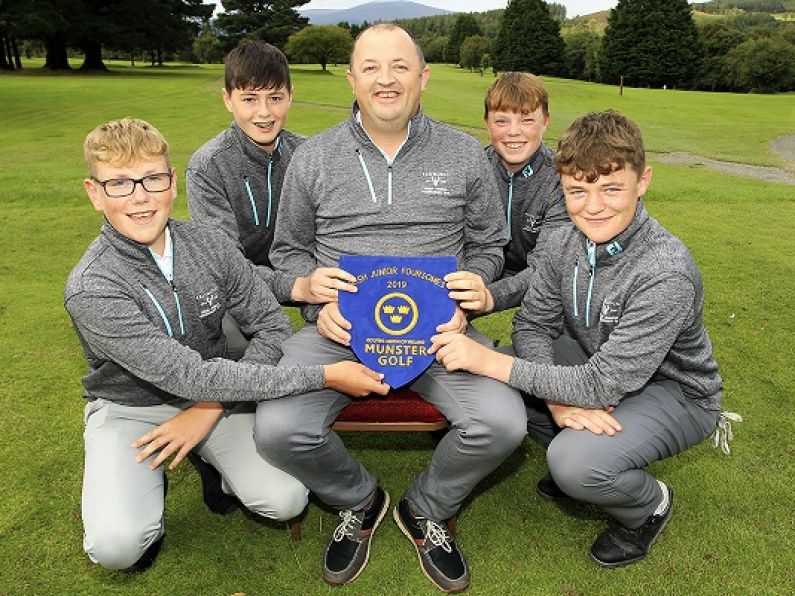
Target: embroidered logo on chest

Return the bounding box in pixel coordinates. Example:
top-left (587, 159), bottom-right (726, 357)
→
top-left (600, 299), bottom-right (622, 324)
top-left (196, 288), bottom-right (221, 318)
top-left (523, 213), bottom-right (542, 234)
top-left (421, 171), bottom-right (451, 196)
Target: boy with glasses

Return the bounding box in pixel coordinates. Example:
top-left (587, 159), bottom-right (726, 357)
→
top-left (66, 117), bottom-right (387, 572)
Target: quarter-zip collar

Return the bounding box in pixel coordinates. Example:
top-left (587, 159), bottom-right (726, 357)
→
top-left (487, 143), bottom-right (546, 184)
top-left (231, 121), bottom-right (283, 167)
top-left (100, 220), bottom-right (186, 338)
top-left (571, 201), bottom-right (649, 327)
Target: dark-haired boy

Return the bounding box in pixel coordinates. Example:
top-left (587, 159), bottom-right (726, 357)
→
top-left (431, 110), bottom-right (722, 567)
top-left (187, 40), bottom-right (349, 321)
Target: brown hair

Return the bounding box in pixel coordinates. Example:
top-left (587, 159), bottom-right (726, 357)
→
top-left (555, 110), bottom-right (645, 182)
top-left (484, 72), bottom-right (548, 118)
top-left (224, 39), bottom-right (291, 93)
top-left (349, 23), bottom-right (426, 70)
top-left (84, 118), bottom-right (169, 176)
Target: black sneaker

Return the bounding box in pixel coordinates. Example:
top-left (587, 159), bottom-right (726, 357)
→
top-left (127, 534), bottom-right (164, 573)
top-left (590, 487), bottom-right (674, 567)
top-left (393, 498), bottom-right (469, 593)
top-left (536, 474), bottom-right (569, 501)
top-left (186, 451), bottom-right (240, 515)
top-left (323, 486), bottom-right (390, 585)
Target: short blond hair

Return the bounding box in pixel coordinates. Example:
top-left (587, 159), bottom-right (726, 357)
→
top-left (84, 118), bottom-right (170, 176)
top-left (555, 110), bottom-right (645, 182)
top-left (484, 72), bottom-right (548, 118)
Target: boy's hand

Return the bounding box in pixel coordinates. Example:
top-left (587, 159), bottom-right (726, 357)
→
top-left (445, 271), bottom-right (494, 315)
top-left (547, 402), bottom-right (622, 436)
top-left (317, 302), bottom-right (352, 345)
top-left (132, 402), bottom-right (224, 470)
top-left (292, 267), bottom-right (357, 304)
top-left (324, 361), bottom-right (389, 397)
top-left (436, 305), bottom-right (467, 335)
top-left (430, 332), bottom-right (513, 382)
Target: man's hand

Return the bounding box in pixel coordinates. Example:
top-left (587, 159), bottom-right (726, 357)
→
top-left (132, 402), bottom-right (224, 470)
top-left (430, 331), bottom-right (513, 382)
top-left (292, 267), bottom-right (357, 304)
top-left (317, 302), bottom-right (352, 345)
top-left (547, 402), bottom-right (622, 436)
top-left (324, 361), bottom-right (390, 397)
top-left (445, 271), bottom-right (494, 315)
top-left (436, 305), bottom-right (467, 335)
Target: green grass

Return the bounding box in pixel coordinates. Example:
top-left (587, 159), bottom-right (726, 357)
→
top-left (1, 61), bottom-right (794, 594)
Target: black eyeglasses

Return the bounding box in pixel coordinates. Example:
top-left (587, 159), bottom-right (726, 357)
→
top-left (92, 172), bottom-right (173, 197)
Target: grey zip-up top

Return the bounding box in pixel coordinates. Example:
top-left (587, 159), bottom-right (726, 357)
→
top-left (509, 202), bottom-right (722, 411)
top-left (270, 105), bottom-right (508, 321)
top-left (485, 143), bottom-right (569, 311)
top-left (187, 125), bottom-right (305, 302)
top-left (64, 220), bottom-right (324, 407)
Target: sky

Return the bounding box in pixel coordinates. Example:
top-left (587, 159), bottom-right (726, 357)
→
top-left (298, 1), bottom-right (620, 18)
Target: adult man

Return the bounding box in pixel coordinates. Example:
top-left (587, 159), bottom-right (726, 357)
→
top-left (255, 24), bottom-right (526, 593)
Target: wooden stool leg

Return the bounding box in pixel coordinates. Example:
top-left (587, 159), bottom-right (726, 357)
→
top-left (447, 514), bottom-right (457, 537)
top-left (287, 516), bottom-right (301, 541)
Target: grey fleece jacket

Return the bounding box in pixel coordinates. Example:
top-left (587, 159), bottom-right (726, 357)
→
top-left (509, 202), bottom-right (722, 411)
top-left (186, 125), bottom-right (305, 303)
top-left (485, 144), bottom-right (569, 311)
top-left (270, 105), bottom-right (508, 321)
top-left (64, 220), bottom-right (324, 407)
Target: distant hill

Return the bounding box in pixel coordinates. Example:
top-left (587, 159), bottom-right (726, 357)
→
top-left (301, 1), bottom-right (454, 25)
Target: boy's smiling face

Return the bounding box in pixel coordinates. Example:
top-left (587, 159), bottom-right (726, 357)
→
top-left (562, 165), bottom-right (652, 244)
top-left (485, 106), bottom-right (549, 173)
top-left (223, 84), bottom-right (292, 152)
top-left (84, 157), bottom-right (176, 255)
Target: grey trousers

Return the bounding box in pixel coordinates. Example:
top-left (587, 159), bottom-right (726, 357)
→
top-left (524, 335), bottom-right (719, 528)
top-left (82, 399), bottom-right (308, 570)
top-left (254, 324), bottom-right (527, 521)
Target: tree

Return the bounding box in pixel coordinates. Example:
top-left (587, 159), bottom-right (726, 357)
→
top-left (418, 33), bottom-right (447, 63)
top-left (459, 34), bottom-right (490, 71)
top-left (725, 37), bottom-right (795, 91)
top-left (697, 22), bottom-right (747, 90)
top-left (284, 24), bottom-right (352, 71)
top-left (445, 13), bottom-right (480, 65)
top-left (548, 2), bottom-right (566, 22)
top-left (600, 0), bottom-right (703, 88)
top-left (562, 23), bottom-right (601, 81)
top-left (492, 0), bottom-right (564, 76)
top-left (215, 0), bottom-right (309, 52)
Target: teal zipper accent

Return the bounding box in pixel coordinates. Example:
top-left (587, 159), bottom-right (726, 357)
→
top-left (243, 177), bottom-right (260, 226)
top-left (356, 149), bottom-right (377, 203)
top-left (143, 285), bottom-right (174, 337)
top-left (266, 161), bottom-right (273, 227)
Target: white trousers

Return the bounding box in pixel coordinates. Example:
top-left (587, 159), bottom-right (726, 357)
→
top-left (81, 399), bottom-right (308, 569)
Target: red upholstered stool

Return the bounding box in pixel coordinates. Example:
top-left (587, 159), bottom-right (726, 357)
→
top-left (332, 388), bottom-right (448, 432)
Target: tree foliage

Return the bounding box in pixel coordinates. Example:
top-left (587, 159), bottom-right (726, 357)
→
top-left (725, 36), bottom-right (795, 91)
top-left (215, 0), bottom-right (308, 52)
top-left (284, 24), bottom-right (352, 71)
top-left (459, 34), bottom-right (490, 71)
top-left (445, 13), bottom-right (480, 65)
top-left (493, 0), bottom-right (564, 75)
top-left (1, 0), bottom-right (212, 70)
top-left (562, 23), bottom-right (601, 81)
top-left (600, 0), bottom-right (703, 88)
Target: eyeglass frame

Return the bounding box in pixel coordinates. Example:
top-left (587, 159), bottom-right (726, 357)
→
top-left (91, 171), bottom-right (174, 198)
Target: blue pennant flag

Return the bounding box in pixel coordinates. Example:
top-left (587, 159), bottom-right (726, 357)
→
top-left (338, 255), bottom-right (457, 388)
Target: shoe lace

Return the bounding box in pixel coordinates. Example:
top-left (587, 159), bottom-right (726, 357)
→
top-left (711, 411), bottom-right (743, 455)
top-left (424, 519), bottom-right (453, 553)
top-left (332, 510), bottom-right (362, 542)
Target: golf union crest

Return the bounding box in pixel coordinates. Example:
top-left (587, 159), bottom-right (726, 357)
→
top-left (338, 255), bottom-right (457, 388)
